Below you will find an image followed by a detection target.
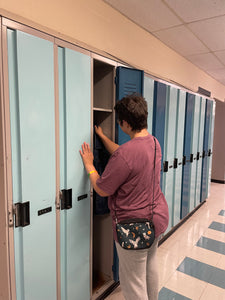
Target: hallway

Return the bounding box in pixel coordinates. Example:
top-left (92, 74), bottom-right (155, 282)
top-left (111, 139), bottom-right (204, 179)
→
top-left (106, 182), bottom-right (225, 299)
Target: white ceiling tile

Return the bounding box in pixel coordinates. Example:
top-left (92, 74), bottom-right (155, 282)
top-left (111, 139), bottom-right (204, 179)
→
top-left (165, 0), bottom-right (225, 23)
top-left (188, 15), bottom-right (225, 51)
top-left (104, 0), bottom-right (182, 32)
top-left (154, 25), bottom-right (208, 56)
top-left (206, 68), bottom-right (225, 83)
top-left (186, 53), bottom-right (224, 71)
top-left (214, 50), bottom-right (225, 64)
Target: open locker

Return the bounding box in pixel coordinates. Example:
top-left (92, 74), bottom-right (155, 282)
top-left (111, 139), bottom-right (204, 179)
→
top-left (92, 58), bottom-right (116, 298)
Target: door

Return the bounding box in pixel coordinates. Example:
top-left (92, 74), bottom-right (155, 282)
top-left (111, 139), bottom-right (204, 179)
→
top-left (163, 86), bottom-right (178, 231)
top-left (181, 93), bottom-right (195, 219)
top-left (173, 90), bottom-right (186, 226)
top-left (201, 99), bottom-right (211, 202)
top-left (115, 66), bottom-right (144, 145)
top-left (144, 75), bottom-right (154, 134)
top-left (152, 81), bottom-right (167, 189)
top-left (6, 28), bottom-right (57, 300)
top-left (195, 97), bottom-right (206, 206)
top-left (189, 95), bottom-right (200, 211)
top-left (58, 45), bottom-right (91, 300)
top-left (206, 100), bottom-right (215, 197)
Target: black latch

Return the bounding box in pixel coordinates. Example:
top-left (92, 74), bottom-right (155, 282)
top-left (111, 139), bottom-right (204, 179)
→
top-left (197, 152), bottom-right (200, 160)
top-left (14, 202), bottom-right (30, 227)
top-left (202, 150), bottom-right (206, 158)
top-left (163, 161), bottom-right (168, 172)
top-left (208, 149), bottom-right (212, 156)
top-left (190, 154), bottom-right (194, 163)
top-left (61, 189), bottom-right (72, 210)
top-left (183, 155), bottom-right (186, 166)
top-left (173, 158), bottom-right (178, 169)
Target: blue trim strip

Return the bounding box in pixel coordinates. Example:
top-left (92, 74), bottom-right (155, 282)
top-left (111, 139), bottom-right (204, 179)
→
top-left (209, 221), bottom-right (225, 233)
top-left (177, 257), bottom-right (225, 289)
top-left (159, 287), bottom-right (191, 300)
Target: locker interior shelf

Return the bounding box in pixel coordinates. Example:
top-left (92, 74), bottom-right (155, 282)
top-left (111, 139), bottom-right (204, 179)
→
top-left (93, 107), bottom-right (113, 112)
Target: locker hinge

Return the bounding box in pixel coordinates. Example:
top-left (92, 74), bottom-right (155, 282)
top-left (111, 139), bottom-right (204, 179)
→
top-left (13, 202), bottom-right (30, 228)
top-left (8, 204), bottom-right (14, 227)
top-left (60, 189), bottom-right (72, 210)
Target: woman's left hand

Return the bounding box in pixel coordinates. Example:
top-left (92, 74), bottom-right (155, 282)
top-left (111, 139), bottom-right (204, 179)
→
top-left (79, 142), bottom-right (94, 169)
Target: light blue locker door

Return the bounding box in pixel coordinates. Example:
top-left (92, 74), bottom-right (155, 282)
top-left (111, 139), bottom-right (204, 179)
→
top-left (181, 93), bottom-right (195, 219)
top-left (144, 76), bottom-right (154, 134)
top-left (173, 90), bottom-right (186, 226)
top-left (195, 97), bottom-right (206, 206)
top-left (163, 86), bottom-right (178, 231)
top-left (206, 100), bottom-right (215, 197)
top-left (189, 95), bottom-right (200, 211)
top-left (58, 47), bottom-right (91, 300)
top-left (7, 29), bottom-right (56, 299)
top-left (201, 99), bottom-right (211, 202)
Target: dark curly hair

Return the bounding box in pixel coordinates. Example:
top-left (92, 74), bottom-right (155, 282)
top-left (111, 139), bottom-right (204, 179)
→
top-left (114, 94), bottom-right (148, 131)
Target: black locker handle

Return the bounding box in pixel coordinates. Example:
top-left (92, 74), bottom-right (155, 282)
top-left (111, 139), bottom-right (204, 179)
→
top-left (197, 152), bottom-right (200, 160)
top-left (163, 161), bottom-right (168, 172)
top-left (190, 154), bottom-right (194, 163)
top-left (14, 202), bottom-right (30, 227)
top-left (173, 158), bottom-right (178, 169)
top-left (183, 156), bottom-right (186, 166)
top-left (60, 189), bottom-right (72, 210)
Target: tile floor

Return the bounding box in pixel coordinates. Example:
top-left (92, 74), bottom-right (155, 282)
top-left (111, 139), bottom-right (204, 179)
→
top-left (106, 183), bottom-right (225, 300)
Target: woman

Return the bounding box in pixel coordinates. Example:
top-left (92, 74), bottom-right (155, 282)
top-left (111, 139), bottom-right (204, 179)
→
top-left (80, 94), bottom-right (169, 300)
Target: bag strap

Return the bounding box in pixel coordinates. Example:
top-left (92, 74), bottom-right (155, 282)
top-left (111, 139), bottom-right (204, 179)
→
top-left (115, 135), bottom-right (157, 223)
top-left (150, 136), bottom-right (156, 222)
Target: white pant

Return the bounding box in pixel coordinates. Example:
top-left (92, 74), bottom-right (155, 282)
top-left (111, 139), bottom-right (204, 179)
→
top-left (116, 237), bottom-right (159, 300)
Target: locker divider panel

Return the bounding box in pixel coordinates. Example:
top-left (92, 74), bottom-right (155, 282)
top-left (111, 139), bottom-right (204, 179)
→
top-left (58, 46), bottom-right (91, 300)
top-left (173, 90), bottom-right (186, 226)
top-left (181, 93), bottom-right (195, 219)
top-left (7, 29), bottom-right (57, 300)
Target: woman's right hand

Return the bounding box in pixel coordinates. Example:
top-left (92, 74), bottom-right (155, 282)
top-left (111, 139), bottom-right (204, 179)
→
top-left (95, 125), bottom-right (104, 138)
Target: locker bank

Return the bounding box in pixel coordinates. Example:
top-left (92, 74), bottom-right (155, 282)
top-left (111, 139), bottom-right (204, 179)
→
top-left (0, 2), bottom-right (223, 300)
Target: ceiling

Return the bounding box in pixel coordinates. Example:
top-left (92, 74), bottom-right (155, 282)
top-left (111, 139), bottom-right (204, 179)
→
top-left (104, 0), bottom-right (225, 88)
